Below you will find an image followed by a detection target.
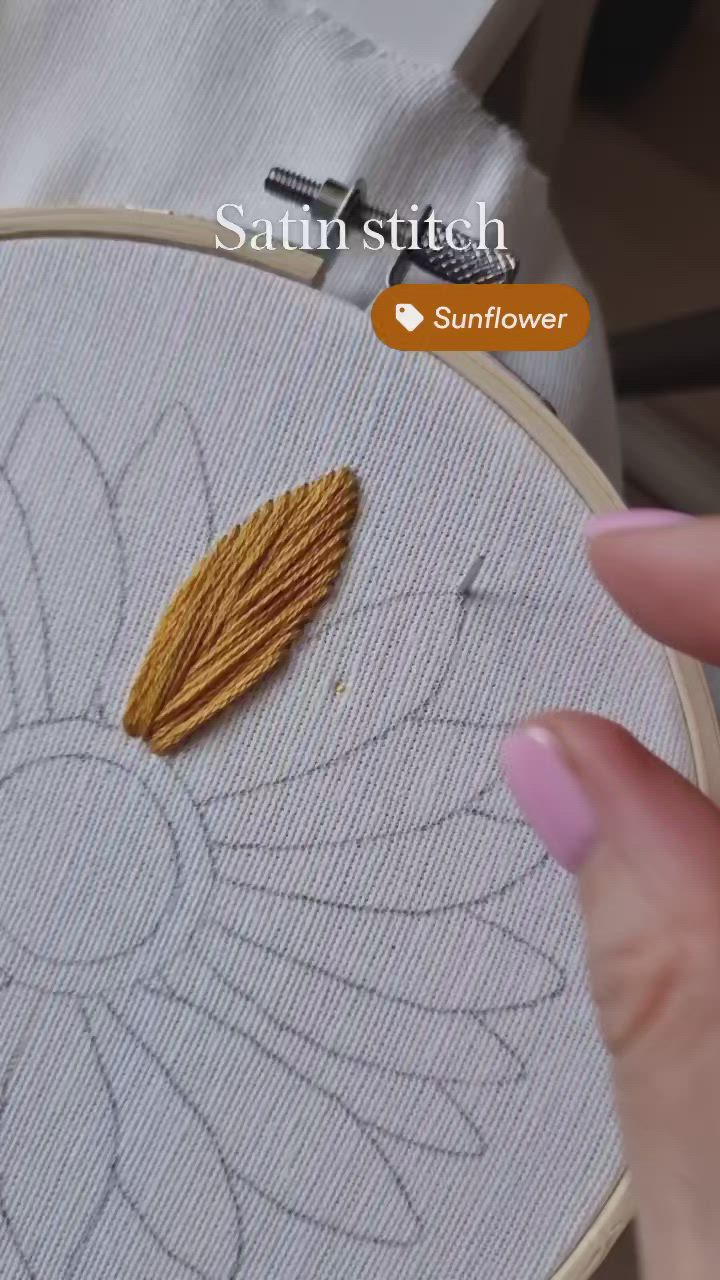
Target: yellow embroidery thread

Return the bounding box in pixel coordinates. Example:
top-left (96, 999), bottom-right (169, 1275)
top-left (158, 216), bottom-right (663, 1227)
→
top-left (124, 467), bottom-right (359, 753)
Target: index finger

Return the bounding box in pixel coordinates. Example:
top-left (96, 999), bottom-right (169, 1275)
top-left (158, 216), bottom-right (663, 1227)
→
top-left (585, 511), bottom-right (720, 666)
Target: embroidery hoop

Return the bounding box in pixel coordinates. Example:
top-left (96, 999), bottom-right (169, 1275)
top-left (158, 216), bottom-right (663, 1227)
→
top-left (2, 204), bottom-right (719, 1280)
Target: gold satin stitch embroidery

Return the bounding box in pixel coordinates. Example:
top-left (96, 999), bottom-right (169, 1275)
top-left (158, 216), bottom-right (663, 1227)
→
top-left (124, 467), bottom-right (359, 753)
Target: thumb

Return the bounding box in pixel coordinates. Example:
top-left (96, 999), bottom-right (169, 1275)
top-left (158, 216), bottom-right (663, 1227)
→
top-left (502, 713), bottom-right (720, 1280)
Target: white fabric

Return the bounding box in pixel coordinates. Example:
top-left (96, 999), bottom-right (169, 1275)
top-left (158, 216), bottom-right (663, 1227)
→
top-left (0, 236), bottom-right (693, 1278)
top-left (0, 0), bottom-right (620, 484)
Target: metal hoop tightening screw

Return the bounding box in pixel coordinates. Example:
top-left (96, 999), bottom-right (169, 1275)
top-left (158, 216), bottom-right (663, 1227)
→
top-left (265, 167), bottom-right (518, 286)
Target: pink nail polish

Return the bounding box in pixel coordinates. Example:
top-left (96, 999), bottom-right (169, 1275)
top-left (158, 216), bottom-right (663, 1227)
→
top-left (501, 726), bottom-right (599, 873)
top-left (584, 508), bottom-right (692, 539)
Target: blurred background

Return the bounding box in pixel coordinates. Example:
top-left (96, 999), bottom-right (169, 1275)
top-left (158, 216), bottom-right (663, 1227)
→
top-left (359, 0), bottom-right (720, 519)
top-left (556, 0), bottom-right (720, 517)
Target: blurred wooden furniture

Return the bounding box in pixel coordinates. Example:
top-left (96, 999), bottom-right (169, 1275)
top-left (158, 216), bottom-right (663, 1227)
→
top-left (554, 0), bottom-right (720, 514)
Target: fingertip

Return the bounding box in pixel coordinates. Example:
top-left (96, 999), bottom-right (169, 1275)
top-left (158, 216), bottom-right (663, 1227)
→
top-left (583, 509), bottom-right (693, 541)
top-left (507, 709), bottom-right (720, 902)
top-left (580, 511), bottom-right (720, 664)
top-left (501, 720), bottom-right (599, 873)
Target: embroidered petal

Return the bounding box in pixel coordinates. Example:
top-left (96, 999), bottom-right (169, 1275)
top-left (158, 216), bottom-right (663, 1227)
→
top-left (0, 1000), bottom-right (114, 1275)
top-left (0, 474), bottom-right (50, 722)
top-left (83, 999), bottom-right (242, 1280)
top-left (197, 921), bottom-right (520, 1086)
top-left (208, 886), bottom-right (564, 1015)
top-left (101, 404), bottom-right (214, 724)
top-left (118, 979), bottom-right (420, 1245)
top-left (3, 394), bottom-right (123, 717)
top-left (123, 468), bottom-right (358, 753)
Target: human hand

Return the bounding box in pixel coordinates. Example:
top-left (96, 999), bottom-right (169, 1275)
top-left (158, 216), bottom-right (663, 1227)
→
top-left (501, 510), bottom-right (720, 1280)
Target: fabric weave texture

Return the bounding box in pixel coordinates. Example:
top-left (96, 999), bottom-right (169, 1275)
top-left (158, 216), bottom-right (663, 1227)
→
top-left (0, 236), bottom-right (694, 1278)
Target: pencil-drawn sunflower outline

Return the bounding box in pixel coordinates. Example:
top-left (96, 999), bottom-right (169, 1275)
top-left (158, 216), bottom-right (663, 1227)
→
top-left (0, 394), bottom-right (565, 1278)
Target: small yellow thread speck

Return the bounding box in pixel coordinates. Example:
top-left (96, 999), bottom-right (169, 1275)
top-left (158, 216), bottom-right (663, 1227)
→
top-left (124, 467), bottom-right (359, 753)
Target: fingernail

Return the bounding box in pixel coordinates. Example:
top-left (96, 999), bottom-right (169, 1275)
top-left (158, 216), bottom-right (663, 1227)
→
top-left (501, 726), bottom-right (599, 873)
top-left (584, 508), bottom-right (692, 539)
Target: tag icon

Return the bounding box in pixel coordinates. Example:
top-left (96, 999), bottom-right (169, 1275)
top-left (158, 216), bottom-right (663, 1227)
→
top-left (395, 302), bottom-right (425, 333)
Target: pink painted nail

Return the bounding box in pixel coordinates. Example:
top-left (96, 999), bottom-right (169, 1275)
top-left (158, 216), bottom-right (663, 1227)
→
top-left (584, 508), bottom-right (692, 539)
top-left (501, 726), bottom-right (599, 873)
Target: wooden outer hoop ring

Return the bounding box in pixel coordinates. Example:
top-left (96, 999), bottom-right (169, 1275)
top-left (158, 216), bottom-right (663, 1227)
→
top-left (0, 205), bottom-right (326, 285)
top-left (2, 205), bottom-right (719, 1280)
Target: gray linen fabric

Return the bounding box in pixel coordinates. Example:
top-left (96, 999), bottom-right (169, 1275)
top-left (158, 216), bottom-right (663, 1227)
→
top-left (0, 237), bottom-right (694, 1278)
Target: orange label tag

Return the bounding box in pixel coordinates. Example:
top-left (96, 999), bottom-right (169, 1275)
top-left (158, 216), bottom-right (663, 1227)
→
top-left (372, 284), bottom-right (590, 351)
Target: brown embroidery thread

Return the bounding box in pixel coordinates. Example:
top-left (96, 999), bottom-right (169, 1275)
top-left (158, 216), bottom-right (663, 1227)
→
top-left (124, 467), bottom-right (359, 753)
